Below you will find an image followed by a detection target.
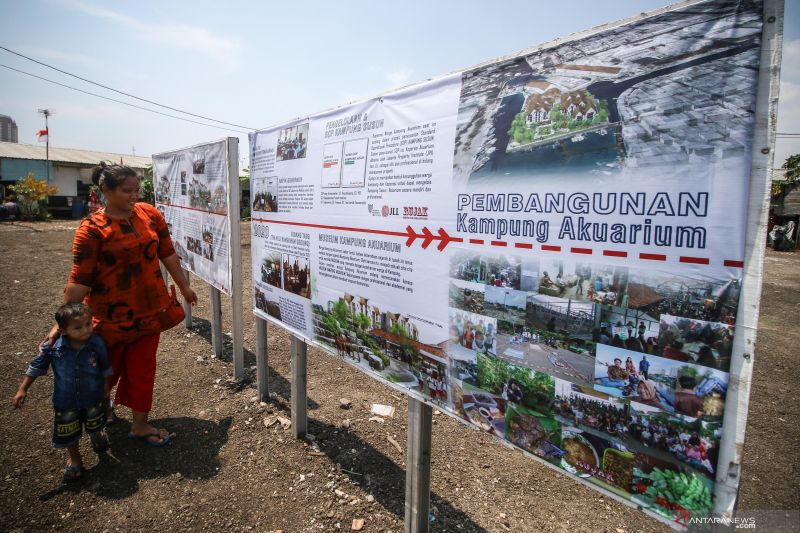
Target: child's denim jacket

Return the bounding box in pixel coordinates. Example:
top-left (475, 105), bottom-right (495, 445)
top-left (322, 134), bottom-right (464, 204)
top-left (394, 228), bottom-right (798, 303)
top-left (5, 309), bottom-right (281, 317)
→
top-left (26, 334), bottom-right (112, 410)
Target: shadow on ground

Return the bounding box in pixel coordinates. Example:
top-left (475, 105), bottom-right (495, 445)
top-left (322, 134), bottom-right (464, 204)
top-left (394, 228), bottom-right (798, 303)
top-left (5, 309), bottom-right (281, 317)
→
top-left (39, 416), bottom-right (232, 501)
top-left (305, 417), bottom-right (486, 532)
top-left (187, 317), bottom-right (319, 410)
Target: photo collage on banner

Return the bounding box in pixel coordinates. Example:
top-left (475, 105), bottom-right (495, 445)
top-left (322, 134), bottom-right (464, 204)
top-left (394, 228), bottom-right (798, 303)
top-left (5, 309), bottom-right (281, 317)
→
top-left (250, 74), bottom-right (461, 408)
top-left (153, 140), bottom-right (232, 294)
top-left (250, 0), bottom-right (765, 524)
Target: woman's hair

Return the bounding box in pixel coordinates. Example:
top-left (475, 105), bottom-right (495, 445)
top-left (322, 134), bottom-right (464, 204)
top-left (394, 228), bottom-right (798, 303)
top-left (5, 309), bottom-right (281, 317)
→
top-left (91, 161), bottom-right (139, 191)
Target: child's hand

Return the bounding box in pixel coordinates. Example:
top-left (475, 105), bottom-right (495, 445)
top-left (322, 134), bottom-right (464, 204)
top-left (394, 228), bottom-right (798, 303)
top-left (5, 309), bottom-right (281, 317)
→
top-left (11, 390), bottom-right (26, 409)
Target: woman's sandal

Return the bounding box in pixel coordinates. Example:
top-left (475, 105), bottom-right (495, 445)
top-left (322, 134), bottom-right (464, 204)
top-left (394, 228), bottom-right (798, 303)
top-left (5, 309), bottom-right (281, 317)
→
top-left (127, 429), bottom-right (175, 447)
top-left (62, 463), bottom-right (85, 484)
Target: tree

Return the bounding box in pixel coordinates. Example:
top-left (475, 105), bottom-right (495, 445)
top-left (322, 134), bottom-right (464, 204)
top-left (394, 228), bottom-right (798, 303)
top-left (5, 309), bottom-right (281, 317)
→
top-left (476, 354), bottom-right (502, 393)
top-left (323, 314), bottom-right (341, 337)
top-left (9, 172), bottom-right (58, 220)
top-left (550, 102), bottom-right (562, 124)
top-left (773, 154), bottom-right (800, 198)
top-left (331, 299), bottom-right (351, 324)
top-left (354, 312), bottom-right (371, 332)
top-left (784, 154), bottom-right (800, 181)
top-left (140, 164), bottom-right (155, 204)
top-left (389, 323), bottom-right (409, 339)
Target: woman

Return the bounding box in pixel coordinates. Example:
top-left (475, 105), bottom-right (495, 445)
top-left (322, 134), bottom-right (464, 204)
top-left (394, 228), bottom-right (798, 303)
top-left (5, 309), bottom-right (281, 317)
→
top-left (624, 356), bottom-right (636, 376)
top-left (50, 162), bottom-right (197, 446)
top-left (635, 378), bottom-right (666, 410)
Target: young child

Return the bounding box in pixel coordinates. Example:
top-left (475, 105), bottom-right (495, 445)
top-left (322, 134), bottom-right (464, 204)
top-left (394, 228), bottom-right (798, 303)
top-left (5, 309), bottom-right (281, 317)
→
top-left (12, 302), bottom-right (113, 483)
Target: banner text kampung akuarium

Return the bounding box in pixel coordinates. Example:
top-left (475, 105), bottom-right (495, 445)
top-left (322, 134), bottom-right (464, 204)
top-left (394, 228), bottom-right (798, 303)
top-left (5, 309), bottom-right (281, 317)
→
top-left (457, 191), bottom-right (709, 247)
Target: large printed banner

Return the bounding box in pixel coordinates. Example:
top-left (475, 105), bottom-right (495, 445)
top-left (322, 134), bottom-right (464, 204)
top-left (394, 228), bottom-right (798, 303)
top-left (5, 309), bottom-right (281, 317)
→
top-left (154, 140), bottom-right (232, 294)
top-left (251, 0), bottom-right (764, 524)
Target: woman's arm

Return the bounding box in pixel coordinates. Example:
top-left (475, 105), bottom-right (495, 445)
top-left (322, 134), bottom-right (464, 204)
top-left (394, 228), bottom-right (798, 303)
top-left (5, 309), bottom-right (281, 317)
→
top-left (45, 282), bottom-right (92, 344)
top-left (64, 282), bottom-right (91, 303)
top-left (161, 253), bottom-right (198, 305)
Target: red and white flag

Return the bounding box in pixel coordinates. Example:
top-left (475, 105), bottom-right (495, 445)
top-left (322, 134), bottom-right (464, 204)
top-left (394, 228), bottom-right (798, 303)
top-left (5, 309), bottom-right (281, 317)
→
top-left (36, 128), bottom-right (48, 143)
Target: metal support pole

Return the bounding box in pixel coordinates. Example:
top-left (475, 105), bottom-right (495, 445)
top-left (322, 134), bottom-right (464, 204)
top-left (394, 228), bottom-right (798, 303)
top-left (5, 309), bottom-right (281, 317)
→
top-left (405, 398), bottom-right (432, 533)
top-left (291, 336), bottom-right (307, 439)
top-left (210, 286), bottom-right (223, 358)
top-left (182, 268), bottom-right (193, 328)
top-left (44, 111), bottom-right (50, 182)
top-left (226, 137), bottom-right (245, 379)
top-left (255, 316), bottom-right (269, 401)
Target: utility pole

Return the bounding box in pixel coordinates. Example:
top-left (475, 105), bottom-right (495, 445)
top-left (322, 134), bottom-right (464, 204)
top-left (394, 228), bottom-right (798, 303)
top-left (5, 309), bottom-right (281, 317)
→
top-left (37, 108), bottom-right (53, 181)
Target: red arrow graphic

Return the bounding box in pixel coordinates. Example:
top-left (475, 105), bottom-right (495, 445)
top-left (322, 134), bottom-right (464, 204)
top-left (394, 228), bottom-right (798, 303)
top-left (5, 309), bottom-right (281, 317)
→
top-left (437, 228), bottom-right (454, 252)
top-left (404, 225), bottom-right (460, 251)
top-left (405, 225), bottom-right (417, 247)
top-left (420, 227), bottom-right (435, 249)
top-left (253, 218), bottom-right (461, 252)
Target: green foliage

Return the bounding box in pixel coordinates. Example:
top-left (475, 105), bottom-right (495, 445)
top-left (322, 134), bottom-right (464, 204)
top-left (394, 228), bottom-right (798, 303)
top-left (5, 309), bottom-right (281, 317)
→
top-left (389, 323), bottom-right (410, 339)
top-left (323, 314), bottom-right (341, 336)
top-left (550, 102), bottom-right (562, 123)
top-left (773, 154), bottom-right (800, 198)
top-left (241, 205), bottom-right (251, 219)
top-left (137, 164), bottom-right (155, 205)
top-left (784, 154), bottom-right (800, 181)
top-left (402, 344), bottom-right (416, 360)
top-left (386, 374), bottom-right (400, 383)
top-left (354, 312), bottom-right (371, 332)
top-left (363, 335), bottom-right (376, 350)
top-left (512, 93), bottom-right (610, 147)
top-left (476, 354), bottom-right (555, 414)
top-left (331, 300), bottom-right (352, 324)
top-left (508, 112), bottom-right (536, 145)
top-left (9, 172), bottom-right (58, 220)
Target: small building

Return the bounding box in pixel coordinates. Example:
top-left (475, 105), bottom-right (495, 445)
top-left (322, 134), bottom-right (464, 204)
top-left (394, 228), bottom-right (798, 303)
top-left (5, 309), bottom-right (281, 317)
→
top-left (0, 141), bottom-right (151, 217)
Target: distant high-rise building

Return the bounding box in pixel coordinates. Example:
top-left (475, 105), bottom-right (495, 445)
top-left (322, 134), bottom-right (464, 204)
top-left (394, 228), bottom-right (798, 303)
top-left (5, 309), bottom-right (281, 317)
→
top-left (0, 115), bottom-right (18, 143)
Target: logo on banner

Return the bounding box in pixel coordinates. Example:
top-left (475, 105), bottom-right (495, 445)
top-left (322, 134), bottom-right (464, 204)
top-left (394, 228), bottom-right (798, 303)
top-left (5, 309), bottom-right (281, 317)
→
top-left (381, 205), bottom-right (399, 217)
top-left (403, 206), bottom-right (429, 220)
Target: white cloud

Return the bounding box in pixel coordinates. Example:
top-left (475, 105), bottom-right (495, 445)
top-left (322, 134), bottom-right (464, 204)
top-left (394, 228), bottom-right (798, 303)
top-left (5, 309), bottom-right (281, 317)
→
top-left (18, 46), bottom-right (100, 68)
top-left (53, 0), bottom-right (242, 70)
top-left (384, 67), bottom-right (414, 87)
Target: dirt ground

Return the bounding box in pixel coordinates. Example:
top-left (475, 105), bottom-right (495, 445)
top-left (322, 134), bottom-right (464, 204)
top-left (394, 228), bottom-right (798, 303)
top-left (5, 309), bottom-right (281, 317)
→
top-left (0, 220), bottom-right (798, 533)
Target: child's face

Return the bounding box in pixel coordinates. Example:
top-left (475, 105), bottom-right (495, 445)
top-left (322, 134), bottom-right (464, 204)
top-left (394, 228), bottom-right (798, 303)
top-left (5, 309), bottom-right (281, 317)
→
top-left (60, 313), bottom-right (93, 344)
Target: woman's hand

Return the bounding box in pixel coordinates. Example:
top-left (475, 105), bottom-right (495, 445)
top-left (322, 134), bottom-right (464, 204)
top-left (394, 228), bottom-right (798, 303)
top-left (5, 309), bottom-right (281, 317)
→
top-left (179, 285), bottom-right (198, 306)
top-left (45, 323), bottom-right (61, 345)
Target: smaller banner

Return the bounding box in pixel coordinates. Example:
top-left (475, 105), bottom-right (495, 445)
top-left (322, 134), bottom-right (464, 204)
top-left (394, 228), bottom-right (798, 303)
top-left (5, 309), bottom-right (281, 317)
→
top-left (153, 140), bottom-right (232, 294)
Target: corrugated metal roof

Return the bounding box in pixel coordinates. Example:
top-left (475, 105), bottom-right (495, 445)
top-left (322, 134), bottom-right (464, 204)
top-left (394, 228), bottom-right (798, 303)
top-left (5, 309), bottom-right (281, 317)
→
top-left (773, 168), bottom-right (787, 182)
top-left (0, 141), bottom-right (151, 168)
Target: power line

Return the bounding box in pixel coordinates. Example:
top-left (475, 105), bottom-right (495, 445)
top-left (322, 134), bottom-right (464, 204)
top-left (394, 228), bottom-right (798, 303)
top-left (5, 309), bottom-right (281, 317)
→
top-left (0, 45), bottom-right (256, 130)
top-left (0, 62), bottom-right (250, 134)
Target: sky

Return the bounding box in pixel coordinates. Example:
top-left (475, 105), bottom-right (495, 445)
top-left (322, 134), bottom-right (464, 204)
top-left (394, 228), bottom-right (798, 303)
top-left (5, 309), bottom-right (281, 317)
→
top-left (0, 0), bottom-right (798, 169)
